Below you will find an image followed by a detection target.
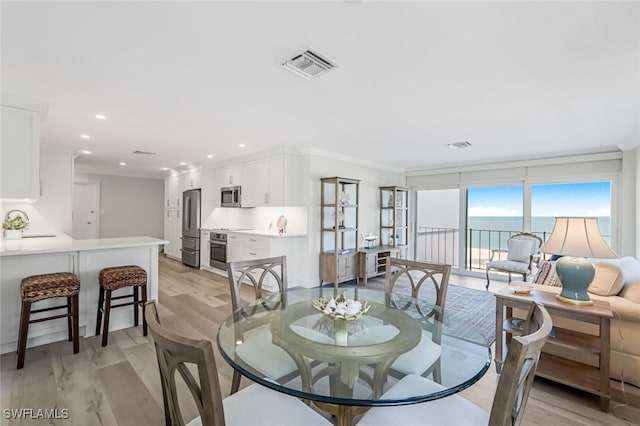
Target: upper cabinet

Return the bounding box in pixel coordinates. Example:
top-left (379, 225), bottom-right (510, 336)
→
top-left (0, 93), bottom-right (48, 201)
top-left (215, 154), bottom-right (303, 207)
top-left (165, 166), bottom-right (202, 209)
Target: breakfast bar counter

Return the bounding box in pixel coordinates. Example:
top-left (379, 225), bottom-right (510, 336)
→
top-left (0, 235), bottom-right (167, 354)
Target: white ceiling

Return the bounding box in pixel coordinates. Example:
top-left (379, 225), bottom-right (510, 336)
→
top-left (2, 1), bottom-right (638, 178)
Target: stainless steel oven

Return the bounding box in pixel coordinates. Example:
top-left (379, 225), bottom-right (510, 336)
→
top-left (209, 232), bottom-right (227, 270)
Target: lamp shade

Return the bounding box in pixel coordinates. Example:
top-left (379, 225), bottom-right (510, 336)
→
top-left (539, 217), bottom-right (617, 306)
top-left (539, 217), bottom-right (617, 259)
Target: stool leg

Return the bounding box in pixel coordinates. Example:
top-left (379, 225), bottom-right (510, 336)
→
top-left (141, 285), bottom-right (148, 337)
top-left (96, 286), bottom-right (105, 336)
top-left (72, 294), bottom-right (79, 354)
top-left (17, 301), bottom-right (32, 369)
top-left (67, 296), bottom-right (73, 342)
top-left (133, 286), bottom-right (139, 327)
top-left (102, 290), bottom-right (112, 347)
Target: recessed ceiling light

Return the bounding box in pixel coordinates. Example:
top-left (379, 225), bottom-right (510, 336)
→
top-left (81, 150), bottom-right (91, 154)
top-left (95, 114), bottom-right (107, 120)
top-left (119, 162), bottom-right (126, 166)
top-left (448, 141), bottom-right (472, 150)
top-left (207, 154), bottom-right (213, 159)
top-left (80, 134), bottom-right (90, 139)
top-left (162, 167), bottom-right (169, 171)
top-left (239, 144), bottom-right (246, 148)
top-left (179, 162), bottom-right (187, 166)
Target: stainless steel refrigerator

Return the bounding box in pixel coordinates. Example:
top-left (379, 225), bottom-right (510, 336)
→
top-left (181, 188), bottom-right (201, 268)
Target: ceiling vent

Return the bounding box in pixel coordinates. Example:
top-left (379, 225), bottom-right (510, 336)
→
top-left (282, 49), bottom-right (337, 80)
top-left (448, 141), bottom-right (472, 150)
top-left (133, 150), bottom-right (156, 155)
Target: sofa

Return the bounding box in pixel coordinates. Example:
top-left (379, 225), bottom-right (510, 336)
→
top-left (534, 256), bottom-right (640, 388)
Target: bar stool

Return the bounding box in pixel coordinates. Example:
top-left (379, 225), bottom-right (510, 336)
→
top-left (17, 272), bottom-right (80, 369)
top-left (96, 265), bottom-right (147, 347)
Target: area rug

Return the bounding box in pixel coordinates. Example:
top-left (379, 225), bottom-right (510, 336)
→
top-left (366, 278), bottom-right (497, 346)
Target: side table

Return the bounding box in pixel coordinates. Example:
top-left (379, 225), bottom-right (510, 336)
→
top-left (495, 283), bottom-right (612, 412)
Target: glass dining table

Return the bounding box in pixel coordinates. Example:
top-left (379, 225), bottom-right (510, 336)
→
top-left (217, 287), bottom-right (491, 426)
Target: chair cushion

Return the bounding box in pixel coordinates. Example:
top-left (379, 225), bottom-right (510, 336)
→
top-left (235, 325), bottom-right (297, 379)
top-left (99, 265), bottom-right (147, 290)
top-left (358, 374), bottom-right (489, 426)
top-left (588, 262), bottom-right (624, 296)
top-left (487, 260), bottom-right (533, 274)
top-left (186, 383), bottom-right (332, 426)
top-left (20, 272), bottom-right (80, 302)
top-left (507, 239), bottom-right (533, 263)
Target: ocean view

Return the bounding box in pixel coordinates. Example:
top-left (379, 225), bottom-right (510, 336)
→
top-left (467, 216), bottom-right (611, 249)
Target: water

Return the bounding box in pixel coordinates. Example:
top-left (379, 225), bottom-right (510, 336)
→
top-left (467, 216), bottom-right (611, 249)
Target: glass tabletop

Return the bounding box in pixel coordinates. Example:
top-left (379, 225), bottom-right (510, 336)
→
top-left (217, 287), bottom-right (491, 407)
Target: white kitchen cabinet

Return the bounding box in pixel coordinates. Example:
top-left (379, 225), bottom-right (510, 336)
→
top-left (242, 155), bottom-right (302, 207)
top-left (164, 209), bottom-right (182, 259)
top-left (0, 93), bottom-right (48, 201)
top-left (223, 165), bottom-right (245, 187)
top-left (200, 230), bottom-right (211, 270)
top-left (166, 173), bottom-right (182, 208)
top-left (225, 232), bottom-right (306, 290)
top-left (185, 167), bottom-right (201, 190)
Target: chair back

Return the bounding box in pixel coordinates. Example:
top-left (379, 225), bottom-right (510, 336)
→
top-left (145, 300), bottom-right (225, 426)
top-left (384, 257), bottom-right (451, 311)
top-left (227, 256), bottom-right (288, 312)
top-left (510, 233), bottom-right (543, 259)
top-left (489, 303), bottom-right (552, 426)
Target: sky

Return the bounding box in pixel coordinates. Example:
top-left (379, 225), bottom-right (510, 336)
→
top-left (467, 181), bottom-right (611, 217)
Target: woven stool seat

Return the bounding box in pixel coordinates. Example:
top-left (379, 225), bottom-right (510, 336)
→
top-left (100, 265), bottom-right (147, 291)
top-left (21, 272), bottom-right (80, 302)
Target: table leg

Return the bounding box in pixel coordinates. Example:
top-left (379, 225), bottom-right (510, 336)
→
top-left (495, 298), bottom-right (504, 373)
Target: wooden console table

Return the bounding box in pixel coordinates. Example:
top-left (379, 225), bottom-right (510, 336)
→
top-left (357, 246), bottom-right (405, 286)
top-left (495, 284), bottom-right (612, 412)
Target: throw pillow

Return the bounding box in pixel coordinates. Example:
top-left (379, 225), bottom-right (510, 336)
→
top-left (507, 239), bottom-right (533, 263)
top-left (534, 261), bottom-right (562, 287)
top-left (619, 256), bottom-right (640, 303)
top-left (588, 263), bottom-right (624, 296)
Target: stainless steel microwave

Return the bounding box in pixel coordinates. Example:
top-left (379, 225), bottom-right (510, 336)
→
top-left (221, 186), bottom-right (241, 207)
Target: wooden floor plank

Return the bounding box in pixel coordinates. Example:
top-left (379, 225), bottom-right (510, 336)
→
top-left (95, 361), bottom-right (163, 425)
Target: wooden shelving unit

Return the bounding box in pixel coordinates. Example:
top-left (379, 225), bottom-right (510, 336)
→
top-left (319, 177), bottom-right (360, 288)
top-left (379, 186), bottom-right (408, 251)
top-left (495, 284), bottom-right (612, 412)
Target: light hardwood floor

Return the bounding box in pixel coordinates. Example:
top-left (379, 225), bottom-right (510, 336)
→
top-left (1, 256), bottom-right (638, 425)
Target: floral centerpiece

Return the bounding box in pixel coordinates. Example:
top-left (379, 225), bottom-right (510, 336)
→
top-left (313, 293), bottom-right (370, 321)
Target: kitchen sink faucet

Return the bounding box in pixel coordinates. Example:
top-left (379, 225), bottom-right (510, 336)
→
top-left (4, 209), bottom-right (29, 221)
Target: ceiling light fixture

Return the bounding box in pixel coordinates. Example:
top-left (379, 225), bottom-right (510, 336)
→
top-left (162, 167), bottom-right (169, 171)
top-left (119, 162), bottom-right (126, 166)
top-left (239, 144), bottom-right (246, 148)
top-left (179, 162), bottom-right (187, 166)
top-left (448, 141), bottom-right (472, 150)
top-left (95, 114), bottom-right (107, 120)
top-left (80, 134), bottom-right (90, 139)
top-left (207, 154), bottom-right (213, 159)
top-left (81, 150), bottom-right (91, 154)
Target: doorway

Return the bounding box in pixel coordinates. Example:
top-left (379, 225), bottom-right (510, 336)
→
top-left (73, 181), bottom-right (100, 239)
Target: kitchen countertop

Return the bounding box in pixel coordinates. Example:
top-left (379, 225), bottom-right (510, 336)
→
top-left (201, 228), bottom-right (307, 238)
top-left (0, 234), bottom-right (168, 257)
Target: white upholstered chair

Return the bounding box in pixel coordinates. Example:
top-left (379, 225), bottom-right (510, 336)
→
top-left (227, 256), bottom-right (297, 394)
top-left (357, 302), bottom-right (552, 426)
top-left (369, 257), bottom-right (451, 382)
top-left (485, 232), bottom-right (543, 290)
top-left (145, 300), bottom-right (332, 426)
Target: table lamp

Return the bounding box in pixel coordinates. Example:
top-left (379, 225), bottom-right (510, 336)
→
top-left (539, 217), bottom-right (618, 306)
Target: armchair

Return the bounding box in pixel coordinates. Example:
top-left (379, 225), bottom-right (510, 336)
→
top-left (485, 232), bottom-right (542, 290)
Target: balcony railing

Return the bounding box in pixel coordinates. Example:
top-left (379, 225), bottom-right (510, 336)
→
top-left (417, 226), bottom-right (611, 271)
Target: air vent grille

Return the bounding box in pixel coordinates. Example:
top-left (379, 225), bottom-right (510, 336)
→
top-left (447, 141), bottom-right (472, 150)
top-left (283, 49), bottom-right (337, 80)
top-left (133, 150), bottom-right (156, 155)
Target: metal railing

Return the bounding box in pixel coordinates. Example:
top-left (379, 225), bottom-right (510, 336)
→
top-left (417, 226), bottom-right (611, 272)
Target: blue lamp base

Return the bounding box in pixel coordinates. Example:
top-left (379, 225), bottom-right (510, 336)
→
top-left (555, 256), bottom-right (594, 306)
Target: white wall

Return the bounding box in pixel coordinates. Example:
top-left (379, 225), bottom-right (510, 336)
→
top-left (75, 172), bottom-right (164, 239)
top-left (1, 144), bottom-right (74, 235)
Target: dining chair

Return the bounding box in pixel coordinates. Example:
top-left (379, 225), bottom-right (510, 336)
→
top-left (145, 300), bottom-right (332, 426)
top-left (383, 257), bottom-right (451, 383)
top-left (356, 302), bottom-right (552, 426)
top-left (485, 232), bottom-right (543, 289)
top-left (227, 256), bottom-right (297, 394)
